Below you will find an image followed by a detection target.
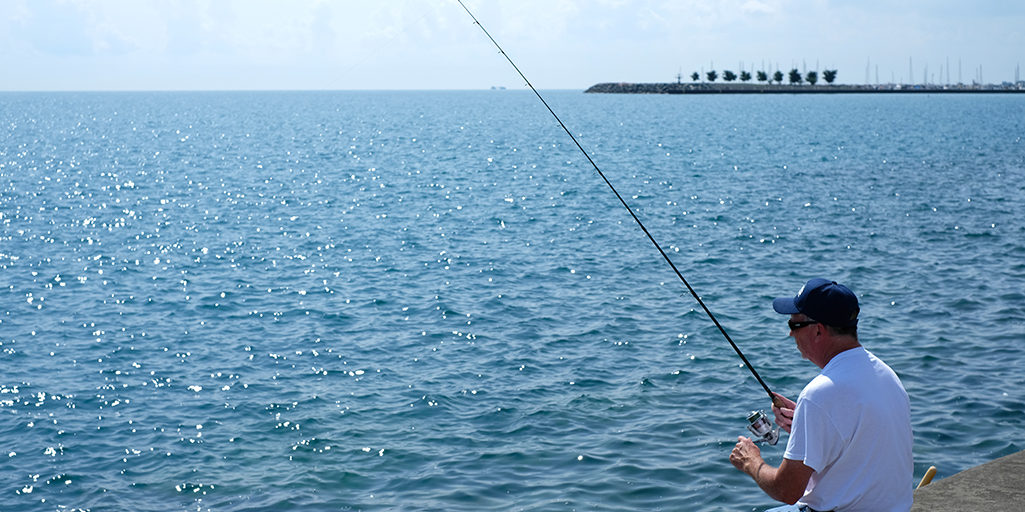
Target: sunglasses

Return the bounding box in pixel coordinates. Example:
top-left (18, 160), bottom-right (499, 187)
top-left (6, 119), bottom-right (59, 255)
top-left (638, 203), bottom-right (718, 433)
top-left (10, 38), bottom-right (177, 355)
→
top-left (788, 320), bottom-right (819, 331)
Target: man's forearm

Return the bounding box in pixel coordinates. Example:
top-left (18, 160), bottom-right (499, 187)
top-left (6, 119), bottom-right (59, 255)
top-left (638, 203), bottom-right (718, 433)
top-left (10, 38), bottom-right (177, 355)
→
top-left (731, 438), bottom-right (812, 504)
top-left (745, 460), bottom-right (803, 505)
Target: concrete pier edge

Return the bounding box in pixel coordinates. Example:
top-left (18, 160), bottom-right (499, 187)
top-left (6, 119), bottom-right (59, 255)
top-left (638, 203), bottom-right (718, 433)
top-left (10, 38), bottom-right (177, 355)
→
top-left (911, 449), bottom-right (1025, 511)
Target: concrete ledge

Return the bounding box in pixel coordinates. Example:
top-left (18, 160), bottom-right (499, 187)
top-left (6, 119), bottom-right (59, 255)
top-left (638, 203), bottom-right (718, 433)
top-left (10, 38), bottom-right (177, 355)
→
top-left (912, 449), bottom-right (1025, 511)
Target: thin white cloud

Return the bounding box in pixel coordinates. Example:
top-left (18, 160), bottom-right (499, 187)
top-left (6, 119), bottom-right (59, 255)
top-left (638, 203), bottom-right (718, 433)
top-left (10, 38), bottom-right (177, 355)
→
top-left (740, 0), bottom-right (777, 15)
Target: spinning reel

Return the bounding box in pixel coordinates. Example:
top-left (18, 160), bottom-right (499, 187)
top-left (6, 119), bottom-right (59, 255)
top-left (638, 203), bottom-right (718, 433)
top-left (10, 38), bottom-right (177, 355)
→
top-left (746, 410), bottom-right (780, 445)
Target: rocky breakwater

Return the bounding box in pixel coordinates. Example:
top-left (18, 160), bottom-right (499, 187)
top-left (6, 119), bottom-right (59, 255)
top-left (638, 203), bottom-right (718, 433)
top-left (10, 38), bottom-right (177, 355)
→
top-left (585, 82), bottom-right (865, 94)
top-left (585, 82), bottom-right (1025, 94)
top-left (585, 82), bottom-right (696, 93)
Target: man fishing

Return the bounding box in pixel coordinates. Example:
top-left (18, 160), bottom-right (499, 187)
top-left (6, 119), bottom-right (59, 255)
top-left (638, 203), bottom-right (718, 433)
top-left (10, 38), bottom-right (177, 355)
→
top-left (455, 5), bottom-right (914, 508)
top-left (729, 278), bottom-right (913, 512)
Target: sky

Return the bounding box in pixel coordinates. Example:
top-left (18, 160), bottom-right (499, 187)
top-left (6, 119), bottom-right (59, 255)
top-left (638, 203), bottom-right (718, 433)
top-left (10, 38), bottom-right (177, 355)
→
top-left (1, 0), bottom-right (1023, 91)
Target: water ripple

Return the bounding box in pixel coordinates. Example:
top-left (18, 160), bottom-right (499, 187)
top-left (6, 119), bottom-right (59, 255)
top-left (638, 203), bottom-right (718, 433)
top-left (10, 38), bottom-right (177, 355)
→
top-left (1, 91), bottom-right (1023, 511)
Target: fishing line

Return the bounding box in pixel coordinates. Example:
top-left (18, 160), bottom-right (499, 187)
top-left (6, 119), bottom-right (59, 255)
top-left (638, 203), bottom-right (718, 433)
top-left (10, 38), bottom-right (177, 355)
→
top-left (456, 0), bottom-right (782, 408)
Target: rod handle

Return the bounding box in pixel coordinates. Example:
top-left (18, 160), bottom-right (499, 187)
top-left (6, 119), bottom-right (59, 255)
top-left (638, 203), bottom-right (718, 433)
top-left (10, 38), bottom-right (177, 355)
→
top-left (916, 466), bottom-right (937, 489)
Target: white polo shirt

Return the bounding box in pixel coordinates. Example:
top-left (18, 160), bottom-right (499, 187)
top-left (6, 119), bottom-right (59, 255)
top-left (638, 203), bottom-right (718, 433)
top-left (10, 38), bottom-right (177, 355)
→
top-left (783, 347), bottom-right (913, 512)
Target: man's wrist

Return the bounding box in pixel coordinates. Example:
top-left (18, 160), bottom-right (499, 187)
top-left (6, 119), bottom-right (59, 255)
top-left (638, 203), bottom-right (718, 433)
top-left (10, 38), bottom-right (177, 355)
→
top-left (749, 460), bottom-right (766, 479)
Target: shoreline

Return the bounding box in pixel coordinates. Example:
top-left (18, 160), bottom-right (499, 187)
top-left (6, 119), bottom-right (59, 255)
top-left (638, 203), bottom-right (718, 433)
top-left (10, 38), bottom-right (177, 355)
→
top-left (585, 82), bottom-right (1025, 94)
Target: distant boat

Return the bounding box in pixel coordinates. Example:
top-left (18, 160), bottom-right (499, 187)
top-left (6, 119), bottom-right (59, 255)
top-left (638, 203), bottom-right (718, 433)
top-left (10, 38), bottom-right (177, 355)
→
top-left (490, 86), bottom-right (507, 90)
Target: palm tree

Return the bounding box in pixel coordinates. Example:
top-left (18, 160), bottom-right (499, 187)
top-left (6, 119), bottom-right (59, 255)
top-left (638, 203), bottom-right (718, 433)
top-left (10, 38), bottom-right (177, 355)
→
top-left (806, 71), bottom-right (818, 85)
top-left (723, 70), bottom-right (737, 82)
top-left (691, 71), bottom-right (700, 82)
top-left (822, 69), bottom-right (838, 84)
top-left (740, 71), bottom-right (752, 82)
top-left (773, 70), bottom-right (784, 84)
top-left (788, 68), bottom-right (802, 84)
top-left (706, 70), bottom-right (718, 82)
top-left (757, 71), bottom-right (769, 82)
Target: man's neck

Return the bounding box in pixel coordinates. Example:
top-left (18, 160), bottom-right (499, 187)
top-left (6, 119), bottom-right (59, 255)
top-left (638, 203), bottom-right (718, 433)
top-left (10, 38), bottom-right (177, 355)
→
top-left (819, 339), bottom-right (862, 368)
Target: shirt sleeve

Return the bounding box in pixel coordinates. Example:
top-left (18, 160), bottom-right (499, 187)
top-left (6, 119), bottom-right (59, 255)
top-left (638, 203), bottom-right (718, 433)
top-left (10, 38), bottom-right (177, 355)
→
top-left (784, 397), bottom-right (842, 473)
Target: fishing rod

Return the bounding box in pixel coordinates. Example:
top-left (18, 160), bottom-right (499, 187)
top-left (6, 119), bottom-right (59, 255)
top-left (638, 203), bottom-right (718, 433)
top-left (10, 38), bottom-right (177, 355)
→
top-left (456, 0), bottom-right (785, 414)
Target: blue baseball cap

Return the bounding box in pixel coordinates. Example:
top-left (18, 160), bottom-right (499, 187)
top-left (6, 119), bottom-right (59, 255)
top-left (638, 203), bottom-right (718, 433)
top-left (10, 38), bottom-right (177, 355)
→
top-left (772, 278), bottom-right (859, 328)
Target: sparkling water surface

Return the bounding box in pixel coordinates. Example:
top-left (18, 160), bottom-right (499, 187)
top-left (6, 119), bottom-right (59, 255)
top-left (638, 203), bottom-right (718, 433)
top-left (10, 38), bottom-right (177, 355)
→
top-left (2, 91), bottom-right (1024, 511)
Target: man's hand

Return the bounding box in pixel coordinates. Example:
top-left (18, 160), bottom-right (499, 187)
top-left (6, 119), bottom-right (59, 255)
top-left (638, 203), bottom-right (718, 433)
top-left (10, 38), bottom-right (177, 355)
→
top-left (731, 434), bottom-right (815, 504)
top-left (772, 392), bottom-right (796, 433)
top-left (730, 436), bottom-right (763, 476)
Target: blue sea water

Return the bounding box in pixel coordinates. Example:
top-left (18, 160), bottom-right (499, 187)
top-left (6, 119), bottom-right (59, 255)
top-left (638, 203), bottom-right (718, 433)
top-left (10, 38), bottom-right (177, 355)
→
top-left (1, 90), bottom-right (1023, 511)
